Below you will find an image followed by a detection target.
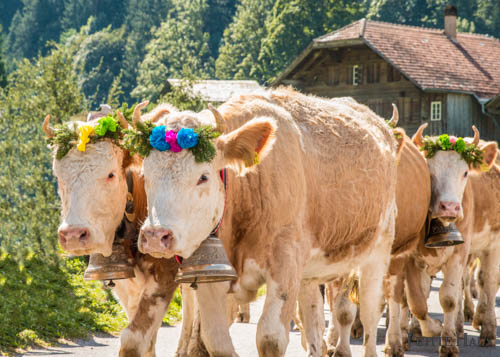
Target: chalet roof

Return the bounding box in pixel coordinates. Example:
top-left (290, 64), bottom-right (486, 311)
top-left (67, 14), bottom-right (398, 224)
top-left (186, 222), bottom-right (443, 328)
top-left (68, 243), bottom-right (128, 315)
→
top-left (275, 19), bottom-right (500, 100)
top-left (167, 79), bottom-right (261, 103)
top-left (486, 91), bottom-right (500, 115)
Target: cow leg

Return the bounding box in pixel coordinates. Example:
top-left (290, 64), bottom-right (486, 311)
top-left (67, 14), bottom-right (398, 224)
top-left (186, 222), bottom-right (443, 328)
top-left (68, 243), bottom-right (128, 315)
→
top-left (358, 207), bottom-right (395, 357)
top-left (455, 279), bottom-right (464, 339)
top-left (384, 274), bottom-right (405, 357)
top-left (332, 279), bottom-right (357, 357)
top-left (195, 281), bottom-right (237, 357)
top-left (463, 261), bottom-right (475, 322)
top-left (257, 247), bottom-right (302, 357)
top-left (474, 248), bottom-right (500, 347)
top-left (400, 293), bottom-right (410, 351)
top-left (298, 281), bottom-right (325, 357)
top-left (405, 257), bottom-right (442, 338)
top-left (175, 285), bottom-right (209, 357)
top-left (237, 303), bottom-right (251, 323)
top-left (324, 281), bottom-right (340, 355)
top-left (351, 307), bottom-right (363, 339)
top-left (119, 278), bottom-right (177, 357)
top-left (438, 253), bottom-right (465, 357)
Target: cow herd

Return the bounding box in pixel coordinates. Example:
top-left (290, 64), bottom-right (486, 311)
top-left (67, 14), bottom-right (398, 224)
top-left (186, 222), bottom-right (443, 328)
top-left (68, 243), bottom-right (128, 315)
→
top-left (43, 87), bottom-right (499, 357)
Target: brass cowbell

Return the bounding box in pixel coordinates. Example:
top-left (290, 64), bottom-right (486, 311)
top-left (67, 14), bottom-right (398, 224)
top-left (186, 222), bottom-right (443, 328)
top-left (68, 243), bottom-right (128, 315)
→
top-left (175, 235), bottom-right (238, 285)
top-left (425, 218), bottom-right (464, 248)
top-left (84, 237), bottom-right (135, 281)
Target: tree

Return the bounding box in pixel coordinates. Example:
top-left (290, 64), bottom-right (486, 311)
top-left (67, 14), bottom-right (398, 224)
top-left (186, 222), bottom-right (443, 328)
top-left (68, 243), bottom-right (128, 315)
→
top-left (257, 0), bottom-right (367, 83)
top-left (119, 0), bottom-right (173, 103)
top-left (132, 0), bottom-right (214, 102)
top-left (215, 0), bottom-right (274, 80)
top-left (0, 41), bottom-right (85, 261)
top-left (61, 0), bottom-right (126, 34)
top-left (7, 0), bottom-right (65, 60)
top-left (204, 0), bottom-right (238, 58)
top-left (0, 0), bottom-right (23, 36)
top-left (0, 30), bottom-right (7, 87)
top-left (75, 24), bottom-right (127, 108)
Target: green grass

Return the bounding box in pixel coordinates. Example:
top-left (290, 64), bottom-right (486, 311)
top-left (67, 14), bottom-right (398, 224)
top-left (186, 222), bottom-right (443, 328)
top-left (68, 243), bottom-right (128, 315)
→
top-left (0, 253), bottom-right (182, 355)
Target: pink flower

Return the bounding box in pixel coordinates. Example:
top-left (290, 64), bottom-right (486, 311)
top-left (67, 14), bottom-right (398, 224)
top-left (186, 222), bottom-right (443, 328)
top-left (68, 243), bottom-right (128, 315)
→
top-left (165, 130), bottom-right (182, 152)
top-left (449, 136), bottom-right (458, 145)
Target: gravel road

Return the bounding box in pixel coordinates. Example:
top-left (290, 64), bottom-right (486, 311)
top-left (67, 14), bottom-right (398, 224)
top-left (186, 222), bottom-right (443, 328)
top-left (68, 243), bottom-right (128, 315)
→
top-left (19, 275), bottom-right (499, 356)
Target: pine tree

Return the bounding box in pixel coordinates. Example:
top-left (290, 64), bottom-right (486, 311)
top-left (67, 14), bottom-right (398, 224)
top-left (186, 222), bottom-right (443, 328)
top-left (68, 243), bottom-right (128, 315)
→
top-left (257, 0), bottom-right (367, 83)
top-left (0, 30), bottom-right (7, 87)
top-left (119, 0), bottom-right (173, 103)
top-left (132, 0), bottom-right (214, 102)
top-left (0, 41), bottom-right (85, 261)
top-left (215, 0), bottom-right (274, 80)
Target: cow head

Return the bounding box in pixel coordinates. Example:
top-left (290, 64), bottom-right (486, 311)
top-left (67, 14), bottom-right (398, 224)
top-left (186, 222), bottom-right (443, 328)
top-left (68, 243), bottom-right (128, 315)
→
top-left (413, 123), bottom-right (497, 224)
top-left (44, 104), bottom-right (147, 256)
top-left (137, 105), bottom-right (276, 259)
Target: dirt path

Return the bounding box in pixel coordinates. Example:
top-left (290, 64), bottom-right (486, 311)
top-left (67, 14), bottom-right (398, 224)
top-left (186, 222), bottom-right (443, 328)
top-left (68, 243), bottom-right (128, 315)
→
top-left (19, 275), bottom-right (499, 356)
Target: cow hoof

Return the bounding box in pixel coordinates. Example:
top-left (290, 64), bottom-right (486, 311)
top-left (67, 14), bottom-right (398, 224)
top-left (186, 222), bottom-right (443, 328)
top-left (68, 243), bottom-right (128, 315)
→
top-left (384, 344), bottom-right (404, 357)
top-left (479, 329), bottom-right (496, 347)
top-left (326, 345), bottom-right (335, 357)
top-left (333, 349), bottom-right (351, 357)
top-left (402, 336), bottom-right (409, 351)
top-left (438, 345), bottom-right (459, 357)
top-left (237, 312), bottom-right (250, 323)
top-left (463, 308), bottom-right (474, 322)
top-left (350, 325), bottom-right (363, 339)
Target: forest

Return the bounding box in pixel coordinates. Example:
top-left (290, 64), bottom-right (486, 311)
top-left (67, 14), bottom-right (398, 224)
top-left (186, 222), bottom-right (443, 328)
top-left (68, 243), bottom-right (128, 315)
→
top-left (0, 0), bottom-right (499, 352)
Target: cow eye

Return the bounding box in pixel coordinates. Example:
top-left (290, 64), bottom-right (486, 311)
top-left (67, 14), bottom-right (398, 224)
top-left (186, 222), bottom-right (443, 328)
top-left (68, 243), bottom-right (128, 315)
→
top-left (197, 174), bottom-right (208, 185)
top-left (107, 173), bottom-right (115, 179)
top-left (463, 171), bottom-right (468, 178)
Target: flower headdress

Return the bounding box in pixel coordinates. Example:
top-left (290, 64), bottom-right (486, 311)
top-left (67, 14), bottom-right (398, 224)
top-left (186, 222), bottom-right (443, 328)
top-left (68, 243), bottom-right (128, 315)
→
top-left (122, 104), bottom-right (224, 163)
top-left (417, 125), bottom-right (484, 168)
top-left (43, 103), bottom-right (135, 160)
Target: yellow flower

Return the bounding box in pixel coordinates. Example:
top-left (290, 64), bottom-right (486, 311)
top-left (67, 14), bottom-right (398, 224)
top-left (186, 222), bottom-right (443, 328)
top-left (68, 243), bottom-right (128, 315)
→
top-left (77, 125), bottom-right (94, 152)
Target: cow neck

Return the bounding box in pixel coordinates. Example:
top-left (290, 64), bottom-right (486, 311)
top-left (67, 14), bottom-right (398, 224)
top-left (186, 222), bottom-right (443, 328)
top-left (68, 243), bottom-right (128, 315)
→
top-left (115, 171), bottom-right (137, 251)
top-left (175, 168), bottom-right (227, 265)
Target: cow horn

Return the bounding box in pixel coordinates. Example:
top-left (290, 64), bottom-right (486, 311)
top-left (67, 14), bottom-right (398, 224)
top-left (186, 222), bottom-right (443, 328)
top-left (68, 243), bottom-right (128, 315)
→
top-left (43, 115), bottom-right (54, 138)
top-left (472, 125), bottom-right (480, 146)
top-left (133, 101), bottom-right (149, 126)
top-left (388, 104), bottom-right (399, 127)
top-left (116, 110), bottom-right (128, 129)
top-left (412, 123), bottom-right (428, 148)
top-left (208, 103), bottom-right (226, 133)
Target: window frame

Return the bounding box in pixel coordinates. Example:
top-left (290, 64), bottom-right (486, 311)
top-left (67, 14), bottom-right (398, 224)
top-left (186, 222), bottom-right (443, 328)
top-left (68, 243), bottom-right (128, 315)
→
top-left (352, 64), bottom-right (360, 86)
top-left (430, 101), bottom-right (442, 121)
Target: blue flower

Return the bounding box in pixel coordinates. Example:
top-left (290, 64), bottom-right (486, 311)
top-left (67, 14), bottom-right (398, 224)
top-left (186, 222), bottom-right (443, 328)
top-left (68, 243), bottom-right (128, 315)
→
top-left (176, 128), bottom-right (199, 149)
top-left (149, 125), bottom-right (170, 151)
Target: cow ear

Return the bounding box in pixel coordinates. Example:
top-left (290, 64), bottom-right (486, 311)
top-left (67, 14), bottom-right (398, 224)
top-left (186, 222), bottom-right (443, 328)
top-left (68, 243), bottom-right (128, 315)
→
top-left (216, 117), bottom-right (276, 174)
top-left (474, 141), bottom-right (498, 172)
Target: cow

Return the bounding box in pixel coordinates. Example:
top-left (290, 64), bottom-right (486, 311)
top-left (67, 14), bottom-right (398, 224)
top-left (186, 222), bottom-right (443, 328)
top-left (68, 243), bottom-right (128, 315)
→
top-left (323, 111), bottom-right (431, 357)
top-left (463, 146), bottom-right (500, 346)
top-left (43, 103), bottom-right (179, 357)
top-left (403, 124), bottom-right (497, 357)
top-left (133, 87), bottom-right (403, 357)
top-left (324, 121), bottom-right (498, 357)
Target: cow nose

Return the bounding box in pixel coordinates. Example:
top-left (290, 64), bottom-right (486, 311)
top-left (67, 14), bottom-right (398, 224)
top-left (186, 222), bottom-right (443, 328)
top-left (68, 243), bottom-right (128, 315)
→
top-left (58, 227), bottom-right (90, 246)
top-left (141, 227), bottom-right (174, 249)
top-left (438, 201), bottom-right (460, 217)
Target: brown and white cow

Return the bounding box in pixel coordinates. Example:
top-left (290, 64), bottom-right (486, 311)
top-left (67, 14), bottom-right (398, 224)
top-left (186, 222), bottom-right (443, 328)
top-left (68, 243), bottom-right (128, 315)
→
top-left (136, 87), bottom-right (402, 357)
top-left (44, 104), bottom-right (179, 357)
top-left (324, 121), bottom-right (498, 357)
top-left (462, 146), bottom-right (500, 346)
top-left (403, 124), bottom-right (497, 356)
top-left (323, 112), bottom-right (431, 357)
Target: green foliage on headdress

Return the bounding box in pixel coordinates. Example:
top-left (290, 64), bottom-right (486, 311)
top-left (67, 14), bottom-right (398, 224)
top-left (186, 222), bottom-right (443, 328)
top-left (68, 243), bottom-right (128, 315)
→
top-left (190, 126), bottom-right (221, 163)
top-left (421, 134), bottom-right (483, 167)
top-left (122, 120), bottom-right (156, 157)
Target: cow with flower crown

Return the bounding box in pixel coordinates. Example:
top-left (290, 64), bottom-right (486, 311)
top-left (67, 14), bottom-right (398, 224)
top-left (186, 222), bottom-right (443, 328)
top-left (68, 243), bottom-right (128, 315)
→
top-left (123, 87), bottom-right (405, 357)
top-left (43, 103), bottom-right (183, 357)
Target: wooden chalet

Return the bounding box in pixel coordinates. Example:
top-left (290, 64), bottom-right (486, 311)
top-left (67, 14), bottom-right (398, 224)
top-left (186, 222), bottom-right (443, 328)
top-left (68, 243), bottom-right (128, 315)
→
top-left (273, 6), bottom-right (500, 141)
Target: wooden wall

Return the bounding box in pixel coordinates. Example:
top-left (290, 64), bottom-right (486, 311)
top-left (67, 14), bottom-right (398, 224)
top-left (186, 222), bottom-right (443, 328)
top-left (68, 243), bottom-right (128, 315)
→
top-left (283, 44), bottom-right (499, 141)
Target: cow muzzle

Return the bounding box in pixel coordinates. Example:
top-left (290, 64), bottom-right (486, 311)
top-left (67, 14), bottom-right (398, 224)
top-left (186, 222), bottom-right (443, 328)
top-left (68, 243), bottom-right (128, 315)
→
top-left (58, 226), bottom-right (90, 252)
top-left (435, 200), bottom-right (461, 222)
top-left (139, 226), bottom-right (175, 257)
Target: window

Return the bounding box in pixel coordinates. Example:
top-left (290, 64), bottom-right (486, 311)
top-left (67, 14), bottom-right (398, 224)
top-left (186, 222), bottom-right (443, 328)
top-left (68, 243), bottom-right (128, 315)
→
top-left (353, 65), bottom-right (360, 85)
top-left (431, 101), bottom-right (442, 121)
top-left (366, 63), bottom-right (380, 83)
